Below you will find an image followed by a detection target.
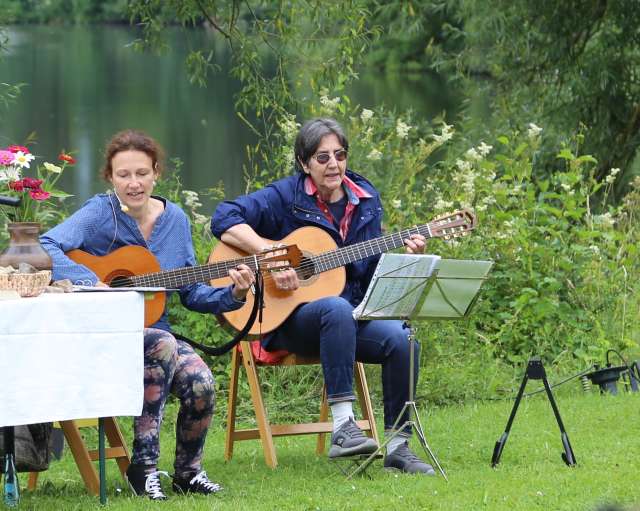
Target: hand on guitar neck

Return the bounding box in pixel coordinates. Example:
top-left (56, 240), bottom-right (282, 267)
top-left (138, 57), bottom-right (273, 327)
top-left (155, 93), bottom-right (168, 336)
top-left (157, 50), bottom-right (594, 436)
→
top-left (228, 264), bottom-right (255, 300)
top-left (222, 223), bottom-right (301, 292)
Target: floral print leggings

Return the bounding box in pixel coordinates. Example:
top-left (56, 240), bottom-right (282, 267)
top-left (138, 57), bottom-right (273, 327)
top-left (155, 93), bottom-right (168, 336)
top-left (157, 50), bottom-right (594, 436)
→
top-left (131, 328), bottom-right (214, 478)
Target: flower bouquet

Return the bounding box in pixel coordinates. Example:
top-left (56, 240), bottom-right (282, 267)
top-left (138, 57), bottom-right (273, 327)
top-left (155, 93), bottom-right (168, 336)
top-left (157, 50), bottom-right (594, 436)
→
top-left (0, 144), bottom-right (75, 225)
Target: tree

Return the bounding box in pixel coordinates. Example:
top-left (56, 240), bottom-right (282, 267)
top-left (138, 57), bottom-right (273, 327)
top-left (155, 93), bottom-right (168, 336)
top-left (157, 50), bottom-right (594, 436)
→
top-left (449, 0), bottom-right (640, 192)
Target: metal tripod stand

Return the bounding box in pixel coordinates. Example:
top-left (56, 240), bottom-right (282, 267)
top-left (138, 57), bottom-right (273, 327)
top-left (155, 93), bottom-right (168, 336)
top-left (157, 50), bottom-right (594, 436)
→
top-left (491, 357), bottom-right (576, 467)
top-left (347, 326), bottom-right (447, 480)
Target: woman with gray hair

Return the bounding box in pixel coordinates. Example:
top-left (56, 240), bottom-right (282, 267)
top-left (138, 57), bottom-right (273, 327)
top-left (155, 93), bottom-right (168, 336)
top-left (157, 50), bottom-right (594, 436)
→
top-left (212, 118), bottom-right (432, 474)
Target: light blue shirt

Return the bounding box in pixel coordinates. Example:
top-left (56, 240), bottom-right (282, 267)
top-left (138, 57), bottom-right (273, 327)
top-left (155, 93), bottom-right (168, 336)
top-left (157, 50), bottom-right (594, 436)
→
top-left (41, 193), bottom-right (242, 331)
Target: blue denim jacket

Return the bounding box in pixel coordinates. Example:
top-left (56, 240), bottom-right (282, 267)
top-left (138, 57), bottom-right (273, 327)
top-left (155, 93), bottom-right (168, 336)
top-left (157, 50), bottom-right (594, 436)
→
top-left (41, 193), bottom-right (242, 331)
top-left (211, 169), bottom-right (384, 307)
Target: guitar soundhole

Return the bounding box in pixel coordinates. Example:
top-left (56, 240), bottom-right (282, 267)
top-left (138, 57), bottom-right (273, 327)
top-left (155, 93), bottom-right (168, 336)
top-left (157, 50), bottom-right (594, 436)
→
top-left (109, 275), bottom-right (135, 288)
top-left (297, 256), bottom-right (315, 280)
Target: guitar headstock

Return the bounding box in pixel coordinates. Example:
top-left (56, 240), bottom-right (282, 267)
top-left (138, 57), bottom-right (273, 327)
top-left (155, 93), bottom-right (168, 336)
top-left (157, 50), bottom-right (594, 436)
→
top-left (429, 208), bottom-right (477, 240)
top-left (258, 244), bottom-right (303, 272)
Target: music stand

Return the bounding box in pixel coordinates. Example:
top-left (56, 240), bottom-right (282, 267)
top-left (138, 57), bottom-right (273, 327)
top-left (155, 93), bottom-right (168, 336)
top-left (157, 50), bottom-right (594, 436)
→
top-left (348, 254), bottom-right (493, 479)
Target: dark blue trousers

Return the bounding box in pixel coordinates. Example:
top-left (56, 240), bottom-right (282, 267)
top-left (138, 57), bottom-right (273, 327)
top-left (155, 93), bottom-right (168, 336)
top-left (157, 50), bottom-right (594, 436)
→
top-left (270, 296), bottom-right (420, 434)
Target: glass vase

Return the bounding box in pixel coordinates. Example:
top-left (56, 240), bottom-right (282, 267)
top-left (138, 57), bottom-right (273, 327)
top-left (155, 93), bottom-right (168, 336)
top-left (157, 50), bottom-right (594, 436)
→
top-left (0, 222), bottom-right (53, 271)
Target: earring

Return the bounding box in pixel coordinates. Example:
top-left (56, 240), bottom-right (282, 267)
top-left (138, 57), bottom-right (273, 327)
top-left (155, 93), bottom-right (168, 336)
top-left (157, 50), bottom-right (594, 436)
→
top-left (153, 180), bottom-right (157, 186)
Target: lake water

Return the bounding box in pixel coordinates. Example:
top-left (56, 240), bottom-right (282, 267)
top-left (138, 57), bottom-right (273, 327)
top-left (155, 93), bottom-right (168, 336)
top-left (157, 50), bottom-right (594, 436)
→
top-left (0, 25), bottom-right (457, 210)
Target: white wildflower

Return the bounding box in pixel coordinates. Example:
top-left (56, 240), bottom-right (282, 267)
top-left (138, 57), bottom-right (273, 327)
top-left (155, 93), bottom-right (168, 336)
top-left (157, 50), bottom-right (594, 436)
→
top-left (12, 151), bottom-right (35, 169)
top-left (0, 166), bottom-right (21, 182)
top-left (456, 159), bottom-right (472, 172)
top-left (561, 183), bottom-right (572, 192)
top-left (320, 95), bottom-right (341, 113)
top-left (465, 147), bottom-right (481, 161)
top-left (434, 198), bottom-right (453, 211)
top-left (511, 184), bottom-right (522, 194)
top-left (589, 245), bottom-right (600, 255)
top-left (477, 142), bottom-right (493, 157)
top-left (391, 199), bottom-right (402, 209)
top-left (527, 122), bottom-right (543, 139)
top-left (182, 190), bottom-right (202, 210)
top-left (367, 148), bottom-right (383, 161)
top-left (593, 212), bottom-right (615, 228)
top-left (462, 171), bottom-right (476, 195)
top-left (360, 109), bottom-right (374, 123)
top-left (432, 123), bottom-right (454, 144)
top-left (396, 119), bottom-right (411, 139)
top-left (192, 213), bottom-right (209, 225)
top-left (279, 114), bottom-right (301, 142)
top-left (605, 168), bottom-right (621, 184)
top-left (481, 196), bottom-right (496, 206)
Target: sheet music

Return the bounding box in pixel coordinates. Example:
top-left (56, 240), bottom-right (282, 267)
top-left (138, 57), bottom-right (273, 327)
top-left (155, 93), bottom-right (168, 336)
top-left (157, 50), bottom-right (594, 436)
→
top-left (353, 254), bottom-right (440, 319)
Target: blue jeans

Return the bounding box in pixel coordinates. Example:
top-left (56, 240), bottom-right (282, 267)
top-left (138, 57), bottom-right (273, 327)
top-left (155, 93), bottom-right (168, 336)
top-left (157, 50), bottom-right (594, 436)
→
top-left (269, 296), bottom-right (420, 434)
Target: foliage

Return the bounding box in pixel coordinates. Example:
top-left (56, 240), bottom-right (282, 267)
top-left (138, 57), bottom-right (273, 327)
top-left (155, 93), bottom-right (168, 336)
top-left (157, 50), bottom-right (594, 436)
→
top-left (0, 0), bottom-right (131, 24)
top-left (0, 26), bottom-right (25, 116)
top-left (443, 0), bottom-right (640, 195)
top-left (1, 1), bottom-right (638, 405)
top-left (152, 159), bottom-right (233, 382)
top-left (125, 0), bottom-right (640, 402)
top-left (127, 0), bottom-right (380, 189)
top-left (0, 142), bottom-right (74, 225)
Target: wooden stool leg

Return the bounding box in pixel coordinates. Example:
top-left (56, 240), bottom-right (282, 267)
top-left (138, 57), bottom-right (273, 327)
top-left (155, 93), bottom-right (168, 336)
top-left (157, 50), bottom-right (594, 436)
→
top-left (59, 420), bottom-right (100, 496)
top-left (103, 417), bottom-right (130, 479)
top-left (316, 385), bottom-right (329, 455)
top-left (27, 471), bottom-right (39, 491)
top-left (225, 346), bottom-right (241, 461)
top-left (241, 342), bottom-right (278, 468)
top-left (355, 363), bottom-right (379, 443)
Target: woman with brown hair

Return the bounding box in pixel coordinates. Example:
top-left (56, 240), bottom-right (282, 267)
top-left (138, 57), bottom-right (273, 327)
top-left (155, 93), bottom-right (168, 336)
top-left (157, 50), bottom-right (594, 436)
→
top-left (41, 130), bottom-right (254, 500)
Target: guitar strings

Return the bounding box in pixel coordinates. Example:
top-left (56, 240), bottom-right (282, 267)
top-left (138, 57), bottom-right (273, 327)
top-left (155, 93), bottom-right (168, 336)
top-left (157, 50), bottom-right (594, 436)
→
top-left (109, 220), bottom-right (469, 289)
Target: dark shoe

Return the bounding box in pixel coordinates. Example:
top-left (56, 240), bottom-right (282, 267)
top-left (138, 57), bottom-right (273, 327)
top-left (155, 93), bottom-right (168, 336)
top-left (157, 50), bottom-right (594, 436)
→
top-left (172, 470), bottom-right (222, 495)
top-left (384, 441), bottom-right (435, 475)
top-left (328, 418), bottom-right (378, 458)
top-left (125, 464), bottom-right (169, 500)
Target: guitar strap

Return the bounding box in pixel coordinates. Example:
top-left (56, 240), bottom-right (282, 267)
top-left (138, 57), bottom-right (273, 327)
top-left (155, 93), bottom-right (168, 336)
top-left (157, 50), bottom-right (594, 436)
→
top-left (172, 271), bottom-right (264, 357)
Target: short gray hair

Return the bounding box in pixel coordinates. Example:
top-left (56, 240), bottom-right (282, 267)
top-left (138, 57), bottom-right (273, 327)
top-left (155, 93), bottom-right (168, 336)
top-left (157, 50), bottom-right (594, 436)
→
top-left (294, 118), bottom-right (349, 172)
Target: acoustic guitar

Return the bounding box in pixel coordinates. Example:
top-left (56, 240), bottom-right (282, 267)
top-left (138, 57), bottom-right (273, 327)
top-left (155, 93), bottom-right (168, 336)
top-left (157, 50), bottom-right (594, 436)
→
top-left (66, 244), bottom-right (301, 327)
top-left (208, 209), bottom-right (477, 335)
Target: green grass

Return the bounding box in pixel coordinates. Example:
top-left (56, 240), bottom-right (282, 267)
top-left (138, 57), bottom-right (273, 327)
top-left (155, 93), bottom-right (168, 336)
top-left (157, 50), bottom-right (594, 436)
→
top-left (10, 393), bottom-right (639, 510)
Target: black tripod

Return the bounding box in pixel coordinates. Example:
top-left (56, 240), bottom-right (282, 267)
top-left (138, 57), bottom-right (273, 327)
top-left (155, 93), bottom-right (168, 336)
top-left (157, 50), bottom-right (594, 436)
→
top-left (491, 357), bottom-right (576, 467)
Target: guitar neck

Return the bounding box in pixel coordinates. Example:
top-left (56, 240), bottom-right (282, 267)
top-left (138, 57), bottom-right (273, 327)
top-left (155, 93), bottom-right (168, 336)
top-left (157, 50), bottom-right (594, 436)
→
top-left (131, 255), bottom-right (258, 289)
top-left (311, 224), bottom-right (432, 274)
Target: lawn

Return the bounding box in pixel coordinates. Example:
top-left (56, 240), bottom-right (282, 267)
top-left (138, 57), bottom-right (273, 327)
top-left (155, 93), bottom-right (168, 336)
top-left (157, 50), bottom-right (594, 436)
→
top-left (9, 392), bottom-right (638, 510)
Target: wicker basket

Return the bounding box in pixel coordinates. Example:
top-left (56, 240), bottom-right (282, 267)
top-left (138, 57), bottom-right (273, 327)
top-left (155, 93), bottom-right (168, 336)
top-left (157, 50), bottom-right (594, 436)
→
top-left (0, 270), bottom-right (52, 297)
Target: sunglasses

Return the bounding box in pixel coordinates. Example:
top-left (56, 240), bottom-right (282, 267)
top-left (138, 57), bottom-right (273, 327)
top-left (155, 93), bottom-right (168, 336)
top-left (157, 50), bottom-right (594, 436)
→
top-left (312, 149), bottom-right (348, 164)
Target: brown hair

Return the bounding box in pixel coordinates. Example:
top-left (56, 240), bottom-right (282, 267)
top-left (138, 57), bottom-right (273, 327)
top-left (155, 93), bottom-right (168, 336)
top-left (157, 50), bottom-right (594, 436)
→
top-left (101, 129), bottom-right (165, 181)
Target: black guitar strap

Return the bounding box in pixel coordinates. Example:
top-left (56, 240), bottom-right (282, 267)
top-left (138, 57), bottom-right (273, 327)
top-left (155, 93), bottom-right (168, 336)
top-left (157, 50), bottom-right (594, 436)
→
top-left (172, 271), bottom-right (264, 357)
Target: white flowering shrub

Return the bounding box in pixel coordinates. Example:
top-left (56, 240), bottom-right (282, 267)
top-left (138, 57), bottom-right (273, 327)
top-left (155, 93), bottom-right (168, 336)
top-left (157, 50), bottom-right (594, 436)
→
top-left (254, 103), bottom-right (639, 386)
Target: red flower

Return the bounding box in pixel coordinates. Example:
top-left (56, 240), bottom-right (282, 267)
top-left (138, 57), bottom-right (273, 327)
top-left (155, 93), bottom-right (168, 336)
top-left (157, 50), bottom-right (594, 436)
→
top-left (9, 180), bottom-right (24, 191)
top-left (22, 177), bottom-right (44, 189)
top-left (7, 145), bottom-right (30, 154)
top-left (58, 153), bottom-right (76, 165)
top-left (29, 189), bottom-right (50, 201)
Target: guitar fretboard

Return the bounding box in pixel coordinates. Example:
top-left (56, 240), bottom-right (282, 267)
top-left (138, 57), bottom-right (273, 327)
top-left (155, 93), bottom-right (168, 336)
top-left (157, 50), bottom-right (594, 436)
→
top-left (309, 224), bottom-right (432, 274)
top-left (115, 255), bottom-right (259, 289)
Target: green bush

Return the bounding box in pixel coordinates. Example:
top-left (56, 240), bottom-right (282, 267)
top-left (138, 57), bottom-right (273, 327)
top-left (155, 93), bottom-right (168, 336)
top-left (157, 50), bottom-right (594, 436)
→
top-left (193, 99), bottom-right (639, 406)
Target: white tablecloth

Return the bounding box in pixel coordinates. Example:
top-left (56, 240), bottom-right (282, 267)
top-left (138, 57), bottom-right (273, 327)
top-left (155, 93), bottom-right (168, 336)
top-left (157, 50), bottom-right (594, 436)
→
top-left (0, 292), bottom-right (144, 427)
